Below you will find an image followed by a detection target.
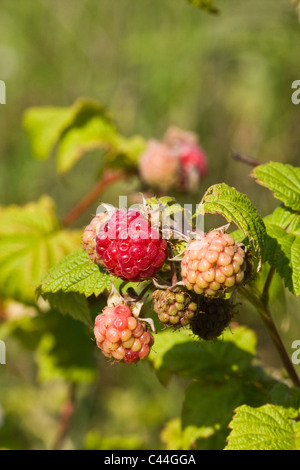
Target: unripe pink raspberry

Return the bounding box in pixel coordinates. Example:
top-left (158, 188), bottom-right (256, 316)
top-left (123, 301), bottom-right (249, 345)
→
top-left (95, 209), bottom-right (168, 282)
top-left (138, 139), bottom-right (180, 191)
top-left (181, 230), bottom-right (246, 297)
top-left (94, 304), bottom-right (154, 363)
top-left (164, 126), bottom-right (208, 191)
top-left (82, 213), bottom-right (110, 265)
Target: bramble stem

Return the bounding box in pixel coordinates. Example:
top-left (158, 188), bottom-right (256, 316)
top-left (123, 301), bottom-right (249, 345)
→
top-left (231, 151), bottom-right (261, 167)
top-left (239, 280), bottom-right (300, 388)
top-left (62, 169), bottom-right (134, 227)
top-left (262, 266), bottom-right (276, 303)
top-left (53, 382), bottom-right (77, 450)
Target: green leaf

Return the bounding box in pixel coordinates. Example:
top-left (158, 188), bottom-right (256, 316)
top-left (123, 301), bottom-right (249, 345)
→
top-left (181, 379), bottom-right (245, 450)
top-left (37, 249), bottom-right (114, 299)
top-left (252, 162), bottom-right (300, 211)
top-left (0, 197), bottom-right (82, 304)
top-left (24, 98), bottom-right (145, 174)
top-left (226, 404), bottom-right (300, 450)
top-left (160, 418), bottom-right (182, 451)
top-left (186, 0), bottom-right (218, 13)
top-left (148, 326), bottom-right (257, 385)
top-left (35, 310), bottom-right (97, 384)
top-left (40, 291), bottom-right (92, 327)
top-left (23, 106), bottom-right (74, 161)
top-left (264, 205), bottom-right (300, 296)
top-left (56, 111), bottom-right (117, 174)
top-left (197, 183), bottom-right (266, 263)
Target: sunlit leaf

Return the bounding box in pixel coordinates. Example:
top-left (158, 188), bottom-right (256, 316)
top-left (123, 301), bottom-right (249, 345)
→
top-left (226, 404), bottom-right (300, 450)
top-left (197, 183), bottom-right (266, 264)
top-left (252, 162), bottom-right (300, 211)
top-left (0, 197), bottom-right (82, 304)
top-left (24, 98), bottom-right (145, 174)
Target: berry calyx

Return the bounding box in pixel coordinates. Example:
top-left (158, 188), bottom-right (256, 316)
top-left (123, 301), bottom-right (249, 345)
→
top-left (94, 303), bottom-right (154, 363)
top-left (181, 230), bottom-right (247, 297)
top-left (190, 297), bottom-right (235, 340)
top-left (95, 209), bottom-right (168, 282)
top-left (152, 288), bottom-right (198, 328)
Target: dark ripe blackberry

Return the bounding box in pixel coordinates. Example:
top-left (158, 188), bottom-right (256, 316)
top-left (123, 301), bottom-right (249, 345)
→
top-left (190, 297), bottom-right (235, 340)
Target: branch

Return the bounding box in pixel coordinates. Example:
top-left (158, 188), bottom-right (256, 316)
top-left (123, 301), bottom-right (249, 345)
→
top-left (62, 169), bottom-right (135, 228)
top-left (53, 382), bottom-right (77, 450)
top-left (239, 285), bottom-right (300, 388)
top-left (231, 151), bottom-right (261, 168)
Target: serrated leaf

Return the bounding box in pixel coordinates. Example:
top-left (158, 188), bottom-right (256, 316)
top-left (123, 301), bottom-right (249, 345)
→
top-left (182, 379), bottom-right (245, 450)
top-left (226, 404), bottom-right (300, 450)
top-left (38, 249), bottom-right (114, 299)
top-left (146, 196), bottom-right (184, 216)
top-left (24, 97), bottom-right (145, 174)
top-left (186, 0), bottom-right (218, 13)
top-left (264, 205), bottom-right (300, 296)
top-left (0, 197), bottom-right (82, 304)
top-left (198, 183), bottom-right (266, 263)
top-left (56, 113), bottom-right (117, 174)
top-left (148, 326), bottom-right (256, 384)
top-left (41, 291), bottom-right (92, 327)
top-left (23, 106), bottom-right (74, 161)
top-left (35, 310), bottom-right (97, 384)
top-left (252, 162), bottom-right (300, 211)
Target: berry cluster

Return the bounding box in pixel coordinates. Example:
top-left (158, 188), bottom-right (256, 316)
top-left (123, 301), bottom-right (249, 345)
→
top-left (138, 126), bottom-right (208, 193)
top-left (83, 201), bottom-right (251, 365)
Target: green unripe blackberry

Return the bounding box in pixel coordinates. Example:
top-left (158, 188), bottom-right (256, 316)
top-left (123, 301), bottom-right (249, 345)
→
top-left (152, 288), bottom-right (198, 328)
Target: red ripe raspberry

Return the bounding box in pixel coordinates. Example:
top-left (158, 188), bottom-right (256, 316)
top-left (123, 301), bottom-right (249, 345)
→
top-left (138, 139), bottom-right (180, 191)
top-left (94, 304), bottom-right (154, 363)
top-left (181, 230), bottom-right (246, 297)
top-left (95, 209), bottom-right (168, 282)
top-left (82, 213), bottom-right (110, 265)
top-left (179, 142), bottom-right (208, 182)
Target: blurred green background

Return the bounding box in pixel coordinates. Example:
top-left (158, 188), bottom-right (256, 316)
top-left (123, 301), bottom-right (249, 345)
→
top-left (0, 0), bottom-right (300, 450)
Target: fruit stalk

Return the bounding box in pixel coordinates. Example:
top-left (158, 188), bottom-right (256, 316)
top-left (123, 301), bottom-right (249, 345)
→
top-left (62, 169), bottom-right (134, 228)
top-left (239, 281), bottom-right (300, 389)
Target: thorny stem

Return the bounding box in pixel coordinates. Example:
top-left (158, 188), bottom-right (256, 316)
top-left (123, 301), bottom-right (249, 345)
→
top-left (231, 151), bottom-right (261, 167)
top-left (239, 271), bottom-right (300, 388)
top-left (62, 169), bottom-right (134, 228)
